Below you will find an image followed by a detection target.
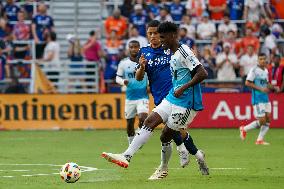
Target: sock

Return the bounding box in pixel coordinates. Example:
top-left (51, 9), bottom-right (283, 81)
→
top-left (122, 125), bottom-right (153, 157)
top-left (160, 142), bottom-right (172, 169)
top-left (257, 123), bottom-right (270, 141)
top-left (127, 136), bottom-right (134, 145)
top-left (172, 130), bottom-right (183, 146)
top-left (183, 132), bottom-right (198, 155)
top-left (244, 120), bottom-right (260, 132)
top-left (195, 150), bottom-right (204, 161)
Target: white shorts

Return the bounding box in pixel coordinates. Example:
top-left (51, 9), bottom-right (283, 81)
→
top-left (125, 99), bottom-right (149, 119)
top-left (253, 102), bottom-right (271, 118)
top-left (152, 99), bottom-right (197, 131)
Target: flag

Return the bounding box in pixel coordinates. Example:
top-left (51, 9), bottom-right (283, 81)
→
top-left (34, 64), bottom-right (57, 93)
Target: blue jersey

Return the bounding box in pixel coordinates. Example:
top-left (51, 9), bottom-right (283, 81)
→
top-left (148, 4), bottom-right (160, 18)
top-left (32, 15), bottom-right (54, 41)
top-left (4, 4), bottom-right (20, 22)
top-left (246, 66), bottom-right (269, 105)
top-left (179, 37), bottom-right (195, 49)
top-left (129, 14), bottom-right (150, 37)
top-left (166, 44), bottom-right (203, 110)
top-left (117, 58), bottom-right (148, 100)
top-left (228, 0), bottom-right (244, 20)
top-left (138, 45), bottom-right (172, 105)
top-left (168, 3), bottom-right (185, 23)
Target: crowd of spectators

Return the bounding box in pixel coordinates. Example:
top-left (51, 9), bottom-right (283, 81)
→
top-left (99, 0), bottom-right (284, 92)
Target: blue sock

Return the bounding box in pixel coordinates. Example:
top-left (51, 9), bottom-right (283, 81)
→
top-left (183, 132), bottom-right (198, 155)
top-left (172, 131), bottom-right (183, 146)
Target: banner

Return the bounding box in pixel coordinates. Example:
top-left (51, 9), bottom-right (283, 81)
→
top-left (34, 65), bottom-right (57, 94)
top-left (190, 93), bottom-right (284, 128)
top-left (0, 93), bottom-right (283, 130)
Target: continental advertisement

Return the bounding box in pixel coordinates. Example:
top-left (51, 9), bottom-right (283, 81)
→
top-left (0, 93), bottom-right (283, 130)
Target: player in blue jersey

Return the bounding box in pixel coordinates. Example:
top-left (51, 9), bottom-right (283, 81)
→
top-left (240, 53), bottom-right (279, 145)
top-left (102, 21), bottom-right (209, 179)
top-left (116, 40), bottom-right (149, 145)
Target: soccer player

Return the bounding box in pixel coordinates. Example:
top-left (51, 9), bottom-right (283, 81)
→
top-left (102, 21), bottom-right (209, 178)
top-left (116, 40), bottom-right (149, 145)
top-left (240, 53), bottom-right (279, 145)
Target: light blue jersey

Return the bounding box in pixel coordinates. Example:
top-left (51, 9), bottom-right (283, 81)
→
top-left (165, 44), bottom-right (203, 110)
top-left (116, 58), bottom-right (149, 100)
top-left (246, 66), bottom-right (269, 105)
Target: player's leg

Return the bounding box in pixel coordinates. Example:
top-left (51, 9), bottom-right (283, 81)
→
top-left (149, 125), bottom-right (174, 180)
top-left (170, 129), bottom-right (189, 168)
top-left (126, 118), bottom-right (135, 145)
top-left (125, 100), bottom-right (137, 144)
top-left (256, 103), bottom-right (271, 145)
top-left (137, 99), bottom-right (149, 130)
top-left (240, 103), bottom-right (262, 140)
top-left (102, 100), bottom-right (170, 168)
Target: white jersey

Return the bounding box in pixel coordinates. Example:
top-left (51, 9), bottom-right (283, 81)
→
top-left (116, 58), bottom-right (148, 100)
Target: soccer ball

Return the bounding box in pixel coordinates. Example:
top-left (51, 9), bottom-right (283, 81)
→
top-left (60, 162), bottom-right (81, 183)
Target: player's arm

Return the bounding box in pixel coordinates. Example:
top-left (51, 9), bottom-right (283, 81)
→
top-left (136, 54), bottom-right (147, 81)
top-left (245, 80), bottom-right (269, 93)
top-left (116, 61), bottom-right (128, 86)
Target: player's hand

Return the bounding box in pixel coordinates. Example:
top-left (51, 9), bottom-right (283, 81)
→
top-left (139, 54), bottom-right (147, 70)
top-left (174, 87), bottom-right (185, 98)
top-left (261, 87), bottom-right (270, 93)
top-left (124, 80), bottom-right (129, 86)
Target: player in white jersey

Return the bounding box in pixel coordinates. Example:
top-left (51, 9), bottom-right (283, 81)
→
top-left (240, 53), bottom-right (279, 145)
top-left (101, 22), bottom-right (209, 177)
top-left (116, 40), bottom-right (149, 145)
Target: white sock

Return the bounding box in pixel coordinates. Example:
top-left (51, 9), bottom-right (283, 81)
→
top-left (123, 126), bottom-right (153, 157)
top-left (176, 143), bottom-right (187, 153)
top-left (257, 123), bottom-right (270, 141)
top-left (195, 150), bottom-right (204, 161)
top-left (160, 142), bottom-right (172, 169)
top-left (127, 136), bottom-right (134, 145)
top-left (244, 120), bottom-right (260, 132)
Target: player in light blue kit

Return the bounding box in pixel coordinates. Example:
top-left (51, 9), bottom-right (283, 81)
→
top-left (102, 22), bottom-right (209, 178)
top-left (116, 40), bottom-right (149, 145)
top-left (240, 53), bottom-right (279, 145)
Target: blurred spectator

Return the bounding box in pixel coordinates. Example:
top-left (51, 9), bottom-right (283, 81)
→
top-left (259, 16), bottom-right (273, 39)
top-left (32, 3), bottom-right (54, 59)
top-left (179, 27), bottom-right (195, 51)
top-left (218, 13), bottom-right (238, 37)
top-left (0, 18), bottom-right (9, 40)
top-left (262, 28), bottom-right (278, 58)
top-left (154, 6), bottom-right (173, 23)
top-left (200, 46), bottom-right (216, 79)
top-left (270, 0), bottom-right (284, 19)
top-left (239, 45), bottom-right (257, 80)
top-left (196, 11), bottom-right (216, 39)
top-left (268, 54), bottom-right (284, 92)
top-left (41, 31), bottom-right (60, 83)
top-left (3, 0), bottom-right (20, 22)
top-left (4, 76), bottom-right (26, 93)
top-left (119, 0), bottom-right (133, 18)
top-left (208, 0), bottom-right (227, 20)
top-left (263, 0), bottom-right (273, 18)
top-left (216, 42), bottom-right (239, 80)
top-left (271, 23), bottom-right (283, 39)
top-left (126, 26), bottom-right (148, 51)
top-left (168, 0), bottom-right (185, 24)
top-left (186, 0), bottom-right (206, 23)
top-left (13, 11), bottom-right (31, 59)
top-left (67, 37), bottom-right (85, 90)
top-left (104, 30), bottom-right (124, 80)
top-left (148, 0), bottom-right (160, 20)
top-left (0, 45), bottom-right (9, 80)
top-left (22, 0), bottom-right (36, 20)
top-left (243, 0), bottom-right (266, 22)
top-left (224, 30), bottom-right (238, 53)
top-left (180, 15), bottom-right (196, 39)
top-left (227, 0), bottom-right (244, 20)
top-left (104, 9), bottom-right (128, 39)
top-left (129, 4), bottom-right (150, 37)
top-left (210, 36), bottom-right (223, 58)
top-left (238, 26), bottom-right (260, 57)
top-left (82, 31), bottom-right (105, 92)
top-left (82, 31), bottom-right (104, 62)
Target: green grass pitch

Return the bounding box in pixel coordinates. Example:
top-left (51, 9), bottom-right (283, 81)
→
top-left (0, 129), bottom-right (283, 189)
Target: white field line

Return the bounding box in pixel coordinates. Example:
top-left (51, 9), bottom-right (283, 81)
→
top-left (0, 164), bottom-right (98, 178)
top-left (169, 167), bottom-right (245, 170)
